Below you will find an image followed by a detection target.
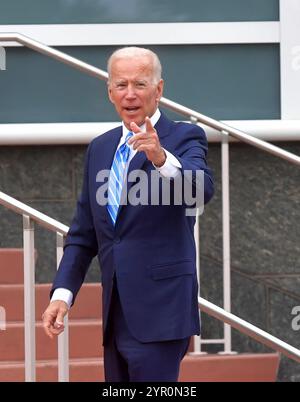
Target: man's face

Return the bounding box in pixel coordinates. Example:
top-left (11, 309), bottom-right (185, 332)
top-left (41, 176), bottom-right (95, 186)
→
top-left (108, 55), bottom-right (164, 130)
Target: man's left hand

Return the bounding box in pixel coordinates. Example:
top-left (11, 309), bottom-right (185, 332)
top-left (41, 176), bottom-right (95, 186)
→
top-left (128, 117), bottom-right (166, 167)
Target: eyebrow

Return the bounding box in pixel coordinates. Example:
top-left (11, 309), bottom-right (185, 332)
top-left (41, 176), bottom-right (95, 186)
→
top-left (113, 79), bottom-right (149, 85)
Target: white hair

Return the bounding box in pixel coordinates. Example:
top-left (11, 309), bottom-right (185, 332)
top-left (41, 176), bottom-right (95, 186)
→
top-left (107, 46), bottom-right (162, 84)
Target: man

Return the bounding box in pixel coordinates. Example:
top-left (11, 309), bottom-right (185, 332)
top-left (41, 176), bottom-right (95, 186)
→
top-left (42, 47), bottom-right (214, 381)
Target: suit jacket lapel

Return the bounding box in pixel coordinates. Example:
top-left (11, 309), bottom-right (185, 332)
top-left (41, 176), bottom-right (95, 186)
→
top-left (102, 127), bottom-right (122, 170)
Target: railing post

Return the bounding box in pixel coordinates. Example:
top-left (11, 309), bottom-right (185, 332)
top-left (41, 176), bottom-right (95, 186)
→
top-left (56, 232), bottom-right (69, 382)
top-left (23, 214), bottom-right (36, 382)
top-left (220, 130), bottom-right (235, 354)
top-left (193, 210), bottom-right (203, 354)
top-left (190, 116), bottom-right (201, 354)
top-left (189, 115), bottom-right (203, 354)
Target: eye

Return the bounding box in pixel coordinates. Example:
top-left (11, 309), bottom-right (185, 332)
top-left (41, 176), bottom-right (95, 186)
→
top-left (115, 83), bottom-right (126, 89)
top-left (135, 82), bottom-right (147, 89)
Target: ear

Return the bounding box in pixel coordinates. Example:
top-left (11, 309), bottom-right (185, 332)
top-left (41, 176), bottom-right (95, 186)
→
top-left (156, 79), bottom-right (164, 102)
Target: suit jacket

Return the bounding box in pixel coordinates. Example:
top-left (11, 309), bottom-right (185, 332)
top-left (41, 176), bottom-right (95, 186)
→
top-left (51, 112), bottom-right (214, 343)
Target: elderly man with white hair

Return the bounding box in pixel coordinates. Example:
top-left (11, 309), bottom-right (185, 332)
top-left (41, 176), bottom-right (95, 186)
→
top-left (42, 46), bottom-right (214, 382)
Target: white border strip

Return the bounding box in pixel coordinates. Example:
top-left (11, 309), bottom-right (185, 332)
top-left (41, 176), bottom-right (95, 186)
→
top-left (279, 0), bottom-right (300, 119)
top-left (0, 120), bottom-right (299, 145)
top-left (0, 22), bottom-right (280, 47)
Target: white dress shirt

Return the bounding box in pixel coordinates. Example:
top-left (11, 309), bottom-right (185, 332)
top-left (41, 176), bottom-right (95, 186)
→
top-left (51, 109), bottom-right (182, 308)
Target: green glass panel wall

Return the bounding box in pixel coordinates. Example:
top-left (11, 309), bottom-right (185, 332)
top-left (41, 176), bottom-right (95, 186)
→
top-left (0, 0), bottom-right (279, 24)
top-left (0, 44), bottom-right (280, 123)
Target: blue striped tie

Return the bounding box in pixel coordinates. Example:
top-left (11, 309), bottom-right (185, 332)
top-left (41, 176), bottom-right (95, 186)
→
top-left (107, 131), bottom-right (133, 225)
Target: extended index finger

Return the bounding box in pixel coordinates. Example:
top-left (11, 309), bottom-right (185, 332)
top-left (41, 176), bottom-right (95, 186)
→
top-left (145, 116), bottom-right (155, 133)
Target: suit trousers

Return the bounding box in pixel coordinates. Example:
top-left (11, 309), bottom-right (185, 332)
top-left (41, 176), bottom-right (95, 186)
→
top-left (103, 278), bottom-right (190, 382)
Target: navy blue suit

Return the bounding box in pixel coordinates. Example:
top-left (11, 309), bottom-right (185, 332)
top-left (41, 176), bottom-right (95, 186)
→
top-left (51, 112), bottom-right (214, 380)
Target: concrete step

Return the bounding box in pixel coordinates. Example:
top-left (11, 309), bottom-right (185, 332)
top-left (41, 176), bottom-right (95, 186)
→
top-left (0, 283), bottom-right (102, 321)
top-left (0, 320), bottom-right (103, 361)
top-left (0, 353), bottom-right (279, 382)
top-left (179, 353), bottom-right (280, 382)
top-left (0, 358), bottom-right (104, 382)
top-left (0, 249), bottom-right (25, 284)
top-left (0, 249), bottom-right (280, 382)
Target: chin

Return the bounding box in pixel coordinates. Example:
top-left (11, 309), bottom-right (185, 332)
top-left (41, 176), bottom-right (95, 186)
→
top-left (126, 117), bottom-right (144, 127)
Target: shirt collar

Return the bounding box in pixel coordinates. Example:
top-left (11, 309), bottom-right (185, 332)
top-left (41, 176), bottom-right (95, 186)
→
top-left (121, 109), bottom-right (161, 142)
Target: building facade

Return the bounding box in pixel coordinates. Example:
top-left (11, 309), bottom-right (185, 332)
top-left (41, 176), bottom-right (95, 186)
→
top-left (0, 0), bottom-right (299, 381)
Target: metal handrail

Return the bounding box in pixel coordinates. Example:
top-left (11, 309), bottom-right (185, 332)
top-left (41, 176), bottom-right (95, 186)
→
top-left (0, 190), bottom-right (299, 364)
top-left (199, 297), bottom-right (300, 363)
top-left (0, 191), bottom-right (68, 235)
top-left (0, 190), bottom-right (69, 381)
top-left (0, 32), bottom-right (300, 166)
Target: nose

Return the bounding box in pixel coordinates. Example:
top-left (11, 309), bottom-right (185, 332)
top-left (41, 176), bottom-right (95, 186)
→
top-left (125, 84), bottom-right (137, 99)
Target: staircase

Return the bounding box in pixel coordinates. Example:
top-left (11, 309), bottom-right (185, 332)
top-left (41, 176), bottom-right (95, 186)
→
top-left (0, 248), bottom-right (280, 382)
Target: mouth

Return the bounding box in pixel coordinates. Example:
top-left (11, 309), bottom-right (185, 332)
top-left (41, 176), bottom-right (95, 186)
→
top-left (124, 106), bottom-right (140, 114)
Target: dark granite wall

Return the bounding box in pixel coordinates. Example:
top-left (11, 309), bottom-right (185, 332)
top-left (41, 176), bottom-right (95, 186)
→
top-left (0, 141), bottom-right (299, 381)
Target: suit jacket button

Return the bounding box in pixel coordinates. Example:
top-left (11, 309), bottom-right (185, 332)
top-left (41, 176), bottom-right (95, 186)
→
top-left (114, 237), bottom-right (121, 244)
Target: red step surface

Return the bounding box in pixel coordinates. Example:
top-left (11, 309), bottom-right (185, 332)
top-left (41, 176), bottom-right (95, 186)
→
top-left (0, 248), bottom-right (280, 382)
top-left (0, 283), bottom-right (102, 321)
top-left (178, 353), bottom-right (279, 382)
top-left (0, 319), bottom-right (103, 361)
top-left (0, 353), bottom-right (279, 382)
top-left (0, 248), bottom-right (25, 284)
top-left (0, 358), bottom-right (104, 382)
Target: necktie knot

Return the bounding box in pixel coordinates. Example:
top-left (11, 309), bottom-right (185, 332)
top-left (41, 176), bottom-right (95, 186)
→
top-left (119, 131), bottom-right (133, 161)
top-left (119, 131), bottom-right (131, 157)
top-left (126, 131), bottom-right (133, 142)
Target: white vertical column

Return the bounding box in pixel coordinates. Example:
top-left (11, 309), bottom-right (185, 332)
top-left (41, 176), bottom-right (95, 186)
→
top-left (280, 0), bottom-right (300, 119)
top-left (221, 131), bottom-right (233, 354)
top-left (193, 211), bottom-right (202, 353)
top-left (57, 232), bottom-right (69, 382)
top-left (23, 215), bottom-right (36, 382)
top-left (190, 116), bottom-right (202, 354)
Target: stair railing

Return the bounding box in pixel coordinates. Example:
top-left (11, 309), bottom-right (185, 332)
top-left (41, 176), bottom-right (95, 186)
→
top-left (1, 190), bottom-right (300, 382)
top-left (0, 191), bottom-right (68, 382)
top-left (0, 33), bottom-right (299, 381)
